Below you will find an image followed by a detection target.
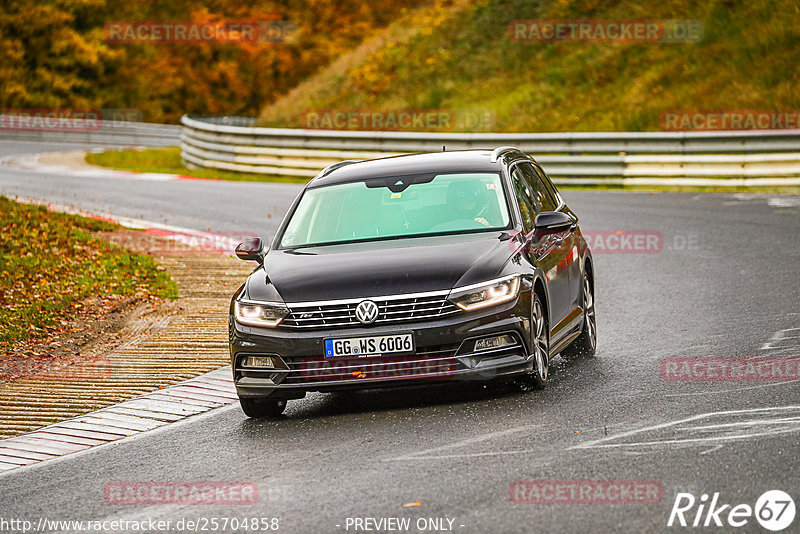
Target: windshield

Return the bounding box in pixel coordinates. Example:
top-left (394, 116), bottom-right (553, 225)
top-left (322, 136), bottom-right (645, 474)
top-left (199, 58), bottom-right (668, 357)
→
top-left (279, 172), bottom-right (510, 248)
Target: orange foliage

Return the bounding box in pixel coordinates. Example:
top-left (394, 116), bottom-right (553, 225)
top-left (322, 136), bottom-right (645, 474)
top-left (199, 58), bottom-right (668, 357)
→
top-left (0, 0), bottom-right (428, 122)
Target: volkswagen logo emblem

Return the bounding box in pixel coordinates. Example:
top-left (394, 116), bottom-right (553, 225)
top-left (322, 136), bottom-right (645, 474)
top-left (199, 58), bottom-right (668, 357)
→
top-left (355, 300), bottom-right (379, 324)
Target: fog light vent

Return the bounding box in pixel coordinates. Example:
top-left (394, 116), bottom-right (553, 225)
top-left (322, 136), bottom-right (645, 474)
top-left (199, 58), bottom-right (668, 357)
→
top-left (474, 334), bottom-right (515, 352)
top-left (244, 355), bottom-right (276, 368)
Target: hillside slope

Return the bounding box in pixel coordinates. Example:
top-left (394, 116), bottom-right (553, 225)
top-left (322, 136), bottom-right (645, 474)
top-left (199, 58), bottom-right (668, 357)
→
top-left (259, 0), bottom-right (800, 132)
top-left (0, 0), bottom-right (427, 122)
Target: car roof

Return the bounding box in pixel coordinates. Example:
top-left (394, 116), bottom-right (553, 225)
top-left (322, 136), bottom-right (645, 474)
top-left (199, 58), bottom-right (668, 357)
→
top-left (308, 149), bottom-right (515, 188)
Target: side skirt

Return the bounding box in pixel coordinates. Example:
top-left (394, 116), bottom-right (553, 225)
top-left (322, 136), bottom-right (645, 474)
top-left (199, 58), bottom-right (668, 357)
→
top-left (549, 305), bottom-right (584, 354)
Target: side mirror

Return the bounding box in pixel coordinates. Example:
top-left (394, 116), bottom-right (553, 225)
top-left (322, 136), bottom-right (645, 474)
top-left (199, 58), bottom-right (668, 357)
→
top-left (235, 237), bottom-right (265, 264)
top-left (534, 211), bottom-right (574, 233)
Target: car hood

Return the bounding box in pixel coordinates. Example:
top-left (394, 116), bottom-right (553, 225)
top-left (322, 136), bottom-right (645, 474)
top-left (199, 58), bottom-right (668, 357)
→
top-left (246, 233), bottom-right (514, 303)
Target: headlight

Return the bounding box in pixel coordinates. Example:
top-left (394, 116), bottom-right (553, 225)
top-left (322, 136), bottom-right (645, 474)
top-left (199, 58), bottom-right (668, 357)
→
top-left (234, 300), bottom-right (289, 328)
top-left (448, 275), bottom-right (521, 312)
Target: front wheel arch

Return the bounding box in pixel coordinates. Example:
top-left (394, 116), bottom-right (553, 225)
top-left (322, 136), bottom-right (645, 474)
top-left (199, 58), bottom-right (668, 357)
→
top-left (533, 276), bottom-right (550, 334)
top-left (521, 288), bottom-right (549, 390)
top-left (583, 256), bottom-right (594, 297)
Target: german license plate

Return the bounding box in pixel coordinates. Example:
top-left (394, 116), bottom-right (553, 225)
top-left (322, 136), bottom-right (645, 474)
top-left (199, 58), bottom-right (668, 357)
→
top-left (324, 334), bottom-right (414, 358)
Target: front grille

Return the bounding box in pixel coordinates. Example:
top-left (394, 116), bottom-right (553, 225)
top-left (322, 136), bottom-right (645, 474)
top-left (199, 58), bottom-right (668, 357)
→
top-left (281, 344), bottom-right (462, 384)
top-left (281, 292), bottom-right (459, 329)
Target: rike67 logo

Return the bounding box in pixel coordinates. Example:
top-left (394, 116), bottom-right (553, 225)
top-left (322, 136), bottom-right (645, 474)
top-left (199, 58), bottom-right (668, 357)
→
top-left (668, 490), bottom-right (795, 531)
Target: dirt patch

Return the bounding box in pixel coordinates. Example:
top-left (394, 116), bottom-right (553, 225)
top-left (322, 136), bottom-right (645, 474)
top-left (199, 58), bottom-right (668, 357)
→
top-left (35, 150), bottom-right (95, 169)
top-left (0, 226), bottom-right (210, 379)
top-left (1, 295), bottom-right (179, 380)
top-left (0, 230), bottom-right (252, 439)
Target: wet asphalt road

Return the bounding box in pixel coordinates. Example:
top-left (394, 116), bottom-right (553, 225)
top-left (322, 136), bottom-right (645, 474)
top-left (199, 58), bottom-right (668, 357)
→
top-left (1, 139), bottom-right (800, 533)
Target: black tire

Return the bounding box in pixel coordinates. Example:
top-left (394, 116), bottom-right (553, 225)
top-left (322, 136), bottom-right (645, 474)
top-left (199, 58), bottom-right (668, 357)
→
top-left (521, 291), bottom-right (549, 389)
top-left (562, 271), bottom-right (596, 359)
top-left (239, 397), bottom-right (287, 418)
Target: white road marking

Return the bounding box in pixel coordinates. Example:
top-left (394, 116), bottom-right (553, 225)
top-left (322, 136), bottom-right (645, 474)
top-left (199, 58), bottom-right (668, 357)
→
top-left (1, 151), bottom-right (183, 181)
top-left (699, 444), bottom-right (723, 455)
top-left (569, 405), bottom-right (800, 450)
top-left (722, 194), bottom-right (800, 207)
top-left (385, 425), bottom-right (537, 461)
top-left (760, 327), bottom-right (800, 350)
top-left (681, 416), bottom-right (800, 431)
top-left (768, 196), bottom-right (800, 207)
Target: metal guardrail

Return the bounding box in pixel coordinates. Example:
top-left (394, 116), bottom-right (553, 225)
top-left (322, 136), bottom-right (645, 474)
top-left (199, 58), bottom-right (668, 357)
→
top-left (180, 115), bottom-right (800, 185)
top-left (0, 115), bottom-right (179, 146)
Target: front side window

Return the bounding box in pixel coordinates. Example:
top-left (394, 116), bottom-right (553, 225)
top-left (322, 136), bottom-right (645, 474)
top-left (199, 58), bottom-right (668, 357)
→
top-left (519, 162), bottom-right (557, 213)
top-left (532, 163), bottom-right (561, 208)
top-left (279, 173), bottom-right (510, 248)
top-left (510, 167), bottom-right (537, 233)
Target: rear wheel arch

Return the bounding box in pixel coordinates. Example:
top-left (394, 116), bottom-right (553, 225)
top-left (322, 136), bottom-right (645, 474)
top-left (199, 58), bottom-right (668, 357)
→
top-left (561, 257), bottom-right (596, 359)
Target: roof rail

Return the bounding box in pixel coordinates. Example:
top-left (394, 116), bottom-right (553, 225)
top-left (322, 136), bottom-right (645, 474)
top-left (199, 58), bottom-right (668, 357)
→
top-left (314, 159), bottom-right (364, 180)
top-left (489, 146), bottom-right (521, 163)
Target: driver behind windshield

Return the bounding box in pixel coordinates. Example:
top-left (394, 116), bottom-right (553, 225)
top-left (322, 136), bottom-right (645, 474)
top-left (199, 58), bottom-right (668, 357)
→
top-left (447, 179), bottom-right (491, 227)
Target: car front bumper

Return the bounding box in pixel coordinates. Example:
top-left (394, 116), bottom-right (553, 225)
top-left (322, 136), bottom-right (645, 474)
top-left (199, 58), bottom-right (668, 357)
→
top-left (229, 292), bottom-right (534, 399)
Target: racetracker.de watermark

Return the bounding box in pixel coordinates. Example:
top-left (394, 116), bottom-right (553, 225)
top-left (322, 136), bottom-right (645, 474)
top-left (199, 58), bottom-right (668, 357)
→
top-left (103, 482), bottom-right (258, 505)
top-left (0, 517), bottom-right (280, 533)
top-left (105, 230), bottom-right (258, 256)
top-left (582, 230), bottom-right (663, 254)
top-left (660, 357), bottom-right (800, 381)
top-left (299, 357), bottom-right (457, 382)
top-left (513, 229), bottom-right (701, 255)
top-left (302, 109), bottom-right (496, 132)
top-left (509, 20), bottom-right (703, 43)
top-left (0, 109), bottom-right (141, 132)
top-left (104, 19), bottom-right (295, 44)
top-left (1, 358), bottom-right (112, 381)
top-left (661, 110), bottom-right (800, 131)
top-left (509, 480), bottom-right (664, 504)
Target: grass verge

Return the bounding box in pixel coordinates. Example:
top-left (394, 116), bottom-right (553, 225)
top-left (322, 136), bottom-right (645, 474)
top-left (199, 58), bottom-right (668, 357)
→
top-left (0, 197), bottom-right (178, 351)
top-left (86, 148), bottom-right (800, 194)
top-left (85, 147), bottom-right (309, 184)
